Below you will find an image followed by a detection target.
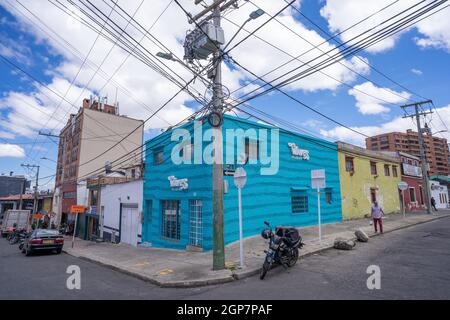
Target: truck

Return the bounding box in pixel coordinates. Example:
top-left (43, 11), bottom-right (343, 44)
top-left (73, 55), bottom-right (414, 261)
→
top-left (0, 209), bottom-right (31, 237)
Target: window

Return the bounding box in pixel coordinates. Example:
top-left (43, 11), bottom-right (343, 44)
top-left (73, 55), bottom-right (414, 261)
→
top-left (384, 164), bottom-right (390, 176)
top-left (63, 192), bottom-right (75, 199)
top-left (392, 166), bottom-right (398, 177)
top-left (409, 187), bottom-right (416, 202)
top-left (370, 162), bottom-right (377, 175)
top-left (325, 188), bottom-right (333, 204)
top-left (370, 188), bottom-right (377, 203)
top-left (189, 200), bottom-right (203, 247)
top-left (161, 200), bottom-right (180, 240)
top-left (291, 190), bottom-right (308, 213)
top-left (345, 156), bottom-right (354, 173)
top-left (419, 186), bottom-right (424, 205)
top-left (181, 142), bottom-right (194, 162)
top-left (245, 138), bottom-right (259, 161)
top-left (131, 169), bottom-right (136, 178)
top-left (153, 147), bottom-right (164, 165)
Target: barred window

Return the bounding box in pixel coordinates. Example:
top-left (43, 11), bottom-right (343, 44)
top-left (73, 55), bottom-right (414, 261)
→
top-left (161, 200), bottom-right (180, 240)
top-left (153, 147), bottom-right (164, 165)
top-left (291, 190), bottom-right (308, 213)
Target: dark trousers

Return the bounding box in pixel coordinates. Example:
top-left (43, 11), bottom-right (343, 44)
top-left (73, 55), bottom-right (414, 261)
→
top-left (432, 204), bottom-right (438, 211)
top-left (373, 218), bottom-right (383, 233)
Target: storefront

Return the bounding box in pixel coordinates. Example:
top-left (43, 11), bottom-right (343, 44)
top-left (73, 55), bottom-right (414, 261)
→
top-left (142, 115), bottom-right (342, 251)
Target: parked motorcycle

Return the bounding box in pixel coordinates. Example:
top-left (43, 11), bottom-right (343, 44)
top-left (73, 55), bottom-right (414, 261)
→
top-left (9, 228), bottom-right (28, 245)
top-left (259, 221), bottom-right (304, 280)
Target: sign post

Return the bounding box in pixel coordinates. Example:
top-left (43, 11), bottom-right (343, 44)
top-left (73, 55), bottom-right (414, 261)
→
top-left (234, 167), bottom-right (247, 268)
top-left (311, 169), bottom-right (326, 243)
top-left (70, 205), bottom-right (85, 248)
top-left (398, 181), bottom-right (408, 218)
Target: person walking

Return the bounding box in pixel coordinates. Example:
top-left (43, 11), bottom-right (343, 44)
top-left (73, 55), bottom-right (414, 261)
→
top-left (371, 201), bottom-right (384, 233)
top-left (431, 197), bottom-right (438, 211)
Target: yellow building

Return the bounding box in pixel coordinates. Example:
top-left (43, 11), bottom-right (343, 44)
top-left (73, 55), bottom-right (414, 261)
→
top-left (337, 142), bottom-right (401, 220)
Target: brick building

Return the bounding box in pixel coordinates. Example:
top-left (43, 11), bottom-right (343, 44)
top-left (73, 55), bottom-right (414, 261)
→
top-left (53, 98), bottom-right (143, 226)
top-left (366, 130), bottom-right (449, 176)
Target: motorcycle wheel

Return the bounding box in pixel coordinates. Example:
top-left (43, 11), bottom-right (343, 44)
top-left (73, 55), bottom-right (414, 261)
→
top-left (287, 248), bottom-right (299, 267)
top-left (9, 237), bottom-right (17, 245)
top-left (260, 259), bottom-right (271, 280)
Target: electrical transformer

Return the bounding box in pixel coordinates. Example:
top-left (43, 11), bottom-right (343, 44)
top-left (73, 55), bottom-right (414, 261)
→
top-left (184, 22), bottom-right (225, 61)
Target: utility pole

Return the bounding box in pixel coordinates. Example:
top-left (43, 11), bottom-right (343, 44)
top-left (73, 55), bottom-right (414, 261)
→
top-left (401, 100), bottom-right (433, 214)
top-left (211, 2), bottom-right (226, 271)
top-left (21, 164), bottom-right (40, 222)
top-left (183, 0), bottom-right (231, 270)
top-left (19, 179), bottom-right (25, 210)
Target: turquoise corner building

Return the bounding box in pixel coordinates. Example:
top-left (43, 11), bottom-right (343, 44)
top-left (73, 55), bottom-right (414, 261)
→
top-left (142, 115), bottom-right (342, 251)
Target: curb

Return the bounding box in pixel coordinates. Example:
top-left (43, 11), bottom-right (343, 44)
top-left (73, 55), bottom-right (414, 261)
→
top-left (63, 214), bottom-right (450, 288)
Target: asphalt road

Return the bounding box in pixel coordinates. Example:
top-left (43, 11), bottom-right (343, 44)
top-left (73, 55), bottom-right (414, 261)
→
top-left (1, 217), bottom-right (450, 299)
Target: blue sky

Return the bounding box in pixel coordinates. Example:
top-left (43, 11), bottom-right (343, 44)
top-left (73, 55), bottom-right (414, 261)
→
top-left (0, 0), bottom-right (449, 190)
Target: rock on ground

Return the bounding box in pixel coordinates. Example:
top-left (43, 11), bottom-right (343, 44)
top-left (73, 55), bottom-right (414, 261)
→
top-left (334, 237), bottom-right (356, 250)
top-left (355, 229), bottom-right (369, 242)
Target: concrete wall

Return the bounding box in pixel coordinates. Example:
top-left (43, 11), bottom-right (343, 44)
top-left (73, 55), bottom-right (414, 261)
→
top-left (338, 151), bottom-right (401, 219)
top-left (78, 108), bottom-right (143, 180)
top-left (100, 180), bottom-right (143, 244)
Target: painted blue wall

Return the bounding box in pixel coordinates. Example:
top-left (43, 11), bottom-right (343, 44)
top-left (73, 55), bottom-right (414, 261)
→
top-left (142, 115), bottom-right (342, 251)
top-left (142, 119), bottom-right (213, 250)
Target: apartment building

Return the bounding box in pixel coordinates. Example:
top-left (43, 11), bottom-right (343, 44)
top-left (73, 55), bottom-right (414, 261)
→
top-left (366, 130), bottom-right (449, 176)
top-left (53, 98), bottom-right (143, 226)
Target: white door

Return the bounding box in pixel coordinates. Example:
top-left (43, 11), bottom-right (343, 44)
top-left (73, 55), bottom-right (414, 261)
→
top-left (121, 204), bottom-right (139, 246)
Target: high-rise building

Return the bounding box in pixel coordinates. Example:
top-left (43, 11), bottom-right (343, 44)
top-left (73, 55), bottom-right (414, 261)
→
top-left (53, 98), bottom-right (143, 226)
top-left (366, 130), bottom-right (449, 176)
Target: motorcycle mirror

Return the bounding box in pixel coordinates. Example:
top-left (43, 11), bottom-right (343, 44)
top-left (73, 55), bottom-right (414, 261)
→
top-left (264, 221), bottom-right (270, 226)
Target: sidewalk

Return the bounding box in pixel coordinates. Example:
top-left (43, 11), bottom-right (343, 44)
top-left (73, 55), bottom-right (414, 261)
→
top-left (63, 210), bottom-right (450, 288)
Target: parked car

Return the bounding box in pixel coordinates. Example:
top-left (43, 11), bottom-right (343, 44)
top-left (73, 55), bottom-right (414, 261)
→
top-left (21, 229), bottom-right (64, 256)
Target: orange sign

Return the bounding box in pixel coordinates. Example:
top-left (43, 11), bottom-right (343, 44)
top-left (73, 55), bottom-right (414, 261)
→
top-left (33, 214), bottom-right (44, 220)
top-left (70, 205), bottom-right (86, 214)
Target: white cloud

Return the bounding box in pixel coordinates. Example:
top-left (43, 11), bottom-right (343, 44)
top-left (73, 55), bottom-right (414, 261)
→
top-left (0, 0), bottom-right (379, 153)
top-left (321, 104), bottom-right (450, 146)
top-left (0, 143), bottom-right (25, 157)
top-left (411, 68), bottom-right (423, 75)
top-left (348, 82), bottom-right (411, 115)
top-left (320, 0), bottom-right (450, 54)
top-left (0, 131), bottom-right (15, 139)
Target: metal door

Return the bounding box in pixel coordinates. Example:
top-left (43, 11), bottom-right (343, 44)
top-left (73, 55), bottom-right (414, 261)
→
top-left (121, 204), bottom-right (139, 246)
top-left (189, 200), bottom-right (203, 248)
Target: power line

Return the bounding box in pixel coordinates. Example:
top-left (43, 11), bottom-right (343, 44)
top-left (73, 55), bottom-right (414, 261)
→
top-left (227, 0), bottom-right (447, 110)
top-left (22, 0), bottom-right (117, 162)
top-left (284, 0), bottom-right (431, 102)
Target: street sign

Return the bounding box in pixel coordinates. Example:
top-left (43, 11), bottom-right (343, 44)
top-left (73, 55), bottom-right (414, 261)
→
top-left (223, 164), bottom-right (236, 176)
top-left (398, 181), bottom-right (409, 218)
top-left (398, 181), bottom-right (408, 191)
top-left (33, 213), bottom-right (44, 220)
top-left (70, 205), bottom-right (86, 214)
top-left (311, 169), bottom-right (326, 242)
top-left (234, 167), bottom-right (247, 268)
top-left (311, 169), bottom-right (326, 189)
top-left (234, 167), bottom-right (247, 189)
